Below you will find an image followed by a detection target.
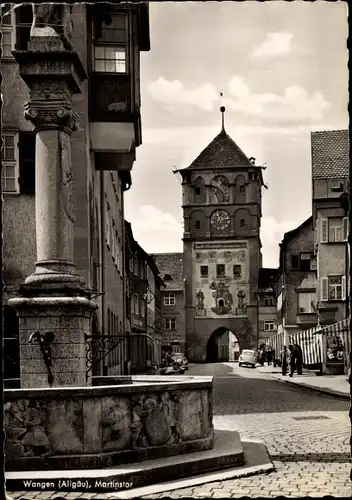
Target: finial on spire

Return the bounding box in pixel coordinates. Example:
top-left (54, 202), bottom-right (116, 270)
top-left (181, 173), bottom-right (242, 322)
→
top-left (220, 90), bottom-right (225, 132)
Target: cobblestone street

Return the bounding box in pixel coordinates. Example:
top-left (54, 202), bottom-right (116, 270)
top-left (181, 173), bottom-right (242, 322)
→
top-left (8, 362), bottom-right (351, 499)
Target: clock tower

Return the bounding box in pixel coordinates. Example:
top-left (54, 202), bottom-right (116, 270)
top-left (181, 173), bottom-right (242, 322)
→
top-left (177, 107), bottom-right (264, 362)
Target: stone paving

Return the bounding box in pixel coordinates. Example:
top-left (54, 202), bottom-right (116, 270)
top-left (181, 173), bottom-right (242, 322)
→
top-left (7, 363), bottom-right (352, 499)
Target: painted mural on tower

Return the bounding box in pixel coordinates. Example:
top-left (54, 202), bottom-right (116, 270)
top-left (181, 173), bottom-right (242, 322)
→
top-left (193, 241), bottom-right (249, 319)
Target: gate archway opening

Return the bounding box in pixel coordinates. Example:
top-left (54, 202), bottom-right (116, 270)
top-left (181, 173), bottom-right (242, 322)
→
top-left (206, 328), bottom-right (240, 363)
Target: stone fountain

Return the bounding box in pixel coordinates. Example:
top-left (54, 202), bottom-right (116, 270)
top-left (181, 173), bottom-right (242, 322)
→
top-left (5, 5), bottom-right (272, 495)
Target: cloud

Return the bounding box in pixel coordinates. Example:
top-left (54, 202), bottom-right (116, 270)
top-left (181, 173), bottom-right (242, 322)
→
top-left (226, 77), bottom-right (330, 123)
top-left (146, 75), bottom-right (330, 124)
top-left (251, 33), bottom-right (293, 58)
top-left (127, 205), bottom-right (183, 253)
top-left (147, 77), bottom-right (218, 112)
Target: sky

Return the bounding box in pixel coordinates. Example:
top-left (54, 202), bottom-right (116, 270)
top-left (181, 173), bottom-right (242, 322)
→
top-left (124, 1), bottom-right (348, 269)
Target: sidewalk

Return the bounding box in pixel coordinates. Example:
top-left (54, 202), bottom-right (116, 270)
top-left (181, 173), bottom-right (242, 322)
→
top-left (256, 364), bottom-right (350, 399)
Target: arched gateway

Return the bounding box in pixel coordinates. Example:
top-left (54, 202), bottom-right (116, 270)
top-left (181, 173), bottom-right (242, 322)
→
top-left (206, 327), bottom-right (240, 363)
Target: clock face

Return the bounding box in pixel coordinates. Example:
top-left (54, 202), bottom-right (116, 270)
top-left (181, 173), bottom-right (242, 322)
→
top-left (210, 210), bottom-right (231, 233)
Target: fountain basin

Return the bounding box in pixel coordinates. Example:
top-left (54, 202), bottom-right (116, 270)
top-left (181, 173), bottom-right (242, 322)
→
top-left (4, 376), bottom-right (214, 471)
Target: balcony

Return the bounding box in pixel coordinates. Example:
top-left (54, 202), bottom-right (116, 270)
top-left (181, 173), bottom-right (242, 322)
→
top-left (296, 312), bottom-right (318, 327)
top-left (89, 73), bottom-right (141, 162)
top-left (132, 313), bottom-right (145, 329)
top-left (89, 73), bottom-right (139, 122)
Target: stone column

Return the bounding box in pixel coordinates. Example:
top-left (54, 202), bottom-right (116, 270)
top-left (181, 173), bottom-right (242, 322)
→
top-left (9, 7), bottom-right (97, 388)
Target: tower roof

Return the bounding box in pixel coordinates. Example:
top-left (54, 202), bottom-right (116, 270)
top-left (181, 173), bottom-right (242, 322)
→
top-left (185, 129), bottom-right (253, 170)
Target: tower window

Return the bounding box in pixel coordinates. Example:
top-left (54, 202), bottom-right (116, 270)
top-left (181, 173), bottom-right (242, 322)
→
top-left (216, 264), bottom-right (225, 277)
top-left (200, 265), bottom-right (208, 278)
top-left (233, 265), bottom-right (241, 278)
top-left (195, 186), bottom-right (201, 196)
top-left (240, 219), bottom-right (245, 228)
top-left (195, 220), bottom-right (201, 230)
top-left (240, 185), bottom-right (245, 194)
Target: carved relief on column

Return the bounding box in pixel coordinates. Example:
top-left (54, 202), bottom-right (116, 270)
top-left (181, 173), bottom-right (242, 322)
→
top-left (59, 132), bottom-right (75, 223)
top-left (24, 85), bottom-right (79, 134)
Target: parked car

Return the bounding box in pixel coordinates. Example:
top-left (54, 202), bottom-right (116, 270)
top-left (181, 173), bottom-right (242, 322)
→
top-left (171, 353), bottom-right (188, 370)
top-left (239, 349), bottom-right (257, 368)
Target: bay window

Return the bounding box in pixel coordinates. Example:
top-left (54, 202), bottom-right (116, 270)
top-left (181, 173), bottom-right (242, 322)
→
top-left (93, 13), bottom-right (127, 73)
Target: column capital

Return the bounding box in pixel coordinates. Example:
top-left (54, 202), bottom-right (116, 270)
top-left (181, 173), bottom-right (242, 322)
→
top-left (24, 93), bottom-right (79, 133)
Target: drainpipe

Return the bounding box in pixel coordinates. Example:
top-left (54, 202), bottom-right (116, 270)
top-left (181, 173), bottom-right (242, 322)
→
top-left (348, 168), bottom-right (352, 477)
top-left (121, 179), bottom-right (126, 373)
top-left (100, 170), bottom-right (106, 376)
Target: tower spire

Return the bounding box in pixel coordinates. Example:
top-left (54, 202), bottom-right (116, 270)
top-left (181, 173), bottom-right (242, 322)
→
top-left (219, 90), bottom-right (225, 132)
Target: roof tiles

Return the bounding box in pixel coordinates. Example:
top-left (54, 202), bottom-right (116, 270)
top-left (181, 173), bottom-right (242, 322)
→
top-left (186, 130), bottom-right (253, 170)
top-left (311, 130), bottom-right (349, 180)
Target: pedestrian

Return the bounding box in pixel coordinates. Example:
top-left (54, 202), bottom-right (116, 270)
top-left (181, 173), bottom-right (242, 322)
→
top-left (266, 348), bottom-right (273, 366)
top-left (288, 344), bottom-right (296, 377)
top-left (294, 343), bottom-right (303, 375)
top-left (281, 346), bottom-right (288, 375)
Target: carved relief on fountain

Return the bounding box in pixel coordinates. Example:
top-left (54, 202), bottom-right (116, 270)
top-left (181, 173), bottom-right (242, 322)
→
top-left (5, 384), bottom-right (214, 470)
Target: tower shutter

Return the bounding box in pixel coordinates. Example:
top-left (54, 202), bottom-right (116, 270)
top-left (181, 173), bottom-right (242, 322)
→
top-left (320, 277), bottom-right (328, 301)
top-left (320, 219), bottom-right (328, 243)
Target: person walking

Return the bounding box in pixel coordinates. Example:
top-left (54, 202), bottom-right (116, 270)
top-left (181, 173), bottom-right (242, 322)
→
top-left (294, 343), bottom-right (303, 375)
top-left (281, 346), bottom-right (288, 376)
top-left (266, 348), bottom-right (273, 366)
top-left (288, 344), bottom-right (296, 377)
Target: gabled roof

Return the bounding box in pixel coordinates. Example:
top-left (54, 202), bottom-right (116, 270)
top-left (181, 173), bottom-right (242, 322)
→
top-left (311, 130), bottom-right (349, 180)
top-left (185, 129), bottom-right (253, 170)
top-left (151, 253), bottom-right (184, 291)
top-left (281, 216), bottom-right (313, 246)
top-left (258, 268), bottom-right (280, 290)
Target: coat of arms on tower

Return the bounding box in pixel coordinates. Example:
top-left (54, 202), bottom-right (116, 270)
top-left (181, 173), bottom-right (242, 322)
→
top-left (195, 289), bottom-right (206, 316)
top-left (210, 280), bottom-right (233, 315)
top-left (236, 290), bottom-right (247, 315)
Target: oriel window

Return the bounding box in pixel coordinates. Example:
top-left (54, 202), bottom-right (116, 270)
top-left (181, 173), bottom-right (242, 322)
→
top-left (94, 13), bottom-right (127, 73)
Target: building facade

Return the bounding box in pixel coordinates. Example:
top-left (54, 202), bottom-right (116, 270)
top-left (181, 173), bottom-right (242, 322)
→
top-left (152, 253), bottom-right (186, 355)
top-left (275, 217), bottom-right (318, 346)
top-left (311, 130), bottom-right (349, 326)
top-left (2, 2), bottom-right (150, 385)
top-left (257, 268), bottom-right (279, 346)
top-left (178, 112), bottom-right (264, 362)
top-left (125, 222), bottom-right (163, 373)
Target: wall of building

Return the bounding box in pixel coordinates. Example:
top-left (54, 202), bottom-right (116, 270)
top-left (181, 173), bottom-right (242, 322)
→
top-left (283, 220), bottom-right (315, 327)
top-left (315, 205), bottom-right (348, 323)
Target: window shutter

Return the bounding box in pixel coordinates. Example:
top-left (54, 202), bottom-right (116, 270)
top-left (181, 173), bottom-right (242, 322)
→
top-left (342, 276), bottom-right (346, 301)
top-left (343, 217), bottom-right (348, 241)
top-left (321, 277), bottom-right (328, 301)
top-left (19, 132), bottom-right (35, 194)
top-left (320, 219), bottom-right (328, 243)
